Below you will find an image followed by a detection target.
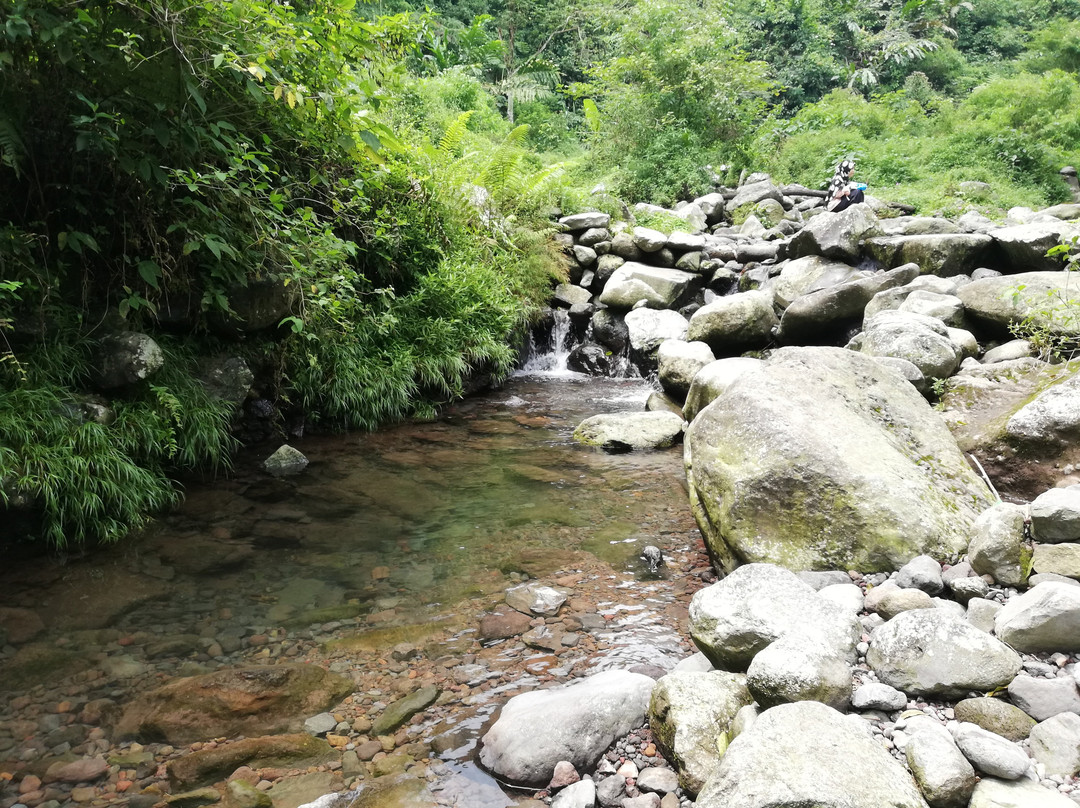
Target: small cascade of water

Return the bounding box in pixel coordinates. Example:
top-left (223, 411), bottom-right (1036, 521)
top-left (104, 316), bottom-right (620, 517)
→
top-left (517, 308), bottom-right (574, 374)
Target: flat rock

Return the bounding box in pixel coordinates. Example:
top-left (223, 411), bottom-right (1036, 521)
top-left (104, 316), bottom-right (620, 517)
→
top-left (505, 582), bottom-right (568, 616)
top-left (1029, 712), bottom-right (1080, 777)
top-left (1032, 543), bottom-right (1080, 578)
top-left (1007, 675), bottom-right (1080, 722)
top-left (113, 665), bottom-right (353, 745)
top-left (951, 723), bottom-right (1030, 779)
top-left (573, 411), bottom-right (684, 451)
top-left (1031, 486), bottom-right (1080, 542)
top-left (371, 685), bottom-right (439, 737)
top-left (953, 698), bottom-right (1036, 742)
top-left (968, 776), bottom-right (1077, 808)
top-left (166, 735), bottom-right (334, 790)
top-left (867, 610), bottom-right (1021, 697)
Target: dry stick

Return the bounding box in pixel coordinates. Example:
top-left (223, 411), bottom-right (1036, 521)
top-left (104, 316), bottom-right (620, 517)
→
top-left (968, 453), bottom-right (1001, 503)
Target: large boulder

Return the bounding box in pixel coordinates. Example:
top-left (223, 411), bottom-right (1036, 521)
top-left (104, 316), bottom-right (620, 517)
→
top-left (968, 777), bottom-right (1077, 808)
top-left (728, 180), bottom-right (785, 212)
top-left (769, 256), bottom-right (862, 309)
top-left (864, 234), bottom-right (993, 276)
top-left (684, 347), bottom-right (994, 573)
top-left (96, 332), bottom-right (165, 389)
top-left (848, 310), bottom-right (964, 381)
top-left (866, 610), bottom-right (1021, 697)
top-left (166, 735), bottom-right (335, 790)
top-left (991, 222), bottom-right (1080, 272)
top-left (995, 581), bottom-right (1080, 653)
top-left (559, 212), bottom-right (611, 231)
top-left (695, 702), bottom-right (929, 808)
top-left (648, 671), bottom-right (753, 796)
top-left (572, 411), bottom-right (684, 451)
top-left (112, 665), bottom-right (354, 745)
top-left (881, 217), bottom-right (963, 236)
top-left (1005, 367), bottom-right (1080, 449)
top-left (1028, 712), bottom-right (1080, 777)
top-left (777, 264), bottom-right (920, 343)
top-left (682, 357), bottom-right (763, 423)
top-left (686, 291), bottom-right (778, 356)
top-left (786, 204), bottom-right (884, 262)
top-left (624, 308), bottom-right (689, 355)
top-left (905, 721), bottom-right (976, 808)
top-left (745, 633), bottom-right (852, 710)
top-left (478, 670), bottom-right (654, 787)
top-left (1031, 486), bottom-right (1080, 542)
top-left (958, 272), bottom-right (1080, 340)
top-left (599, 263), bottom-right (698, 310)
top-left (688, 563), bottom-right (860, 671)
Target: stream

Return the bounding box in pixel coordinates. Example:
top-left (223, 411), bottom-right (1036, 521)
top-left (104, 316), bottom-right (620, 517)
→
top-left (0, 355), bottom-right (709, 808)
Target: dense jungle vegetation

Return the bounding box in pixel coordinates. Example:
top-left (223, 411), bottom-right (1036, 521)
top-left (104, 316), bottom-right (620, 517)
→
top-left (2, 0), bottom-right (1080, 548)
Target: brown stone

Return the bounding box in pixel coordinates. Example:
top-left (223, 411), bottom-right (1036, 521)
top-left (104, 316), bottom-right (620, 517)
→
top-left (478, 611), bottom-right (532, 641)
top-left (0, 607), bottom-right (45, 643)
top-left (356, 740), bottom-right (382, 761)
top-left (549, 761), bottom-right (580, 790)
top-left (48, 757), bottom-right (109, 783)
top-left (19, 775), bottom-right (42, 794)
top-left (166, 735), bottom-right (336, 790)
top-left (113, 665), bottom-right (353, 745)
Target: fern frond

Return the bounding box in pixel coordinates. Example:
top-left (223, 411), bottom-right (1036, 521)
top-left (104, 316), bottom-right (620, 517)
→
top-left (0, 114), bottom-right (26, 178)
top-left (438, 110), bottom-right (475, 157)
top-left (480, 125), bottom-right (529, 199)
top-left (582, 99), bottom-right (601, 133)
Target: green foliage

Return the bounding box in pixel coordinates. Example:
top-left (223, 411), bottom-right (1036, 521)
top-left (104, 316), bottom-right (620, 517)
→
top-left (579, 0), bottom-right (775, 204)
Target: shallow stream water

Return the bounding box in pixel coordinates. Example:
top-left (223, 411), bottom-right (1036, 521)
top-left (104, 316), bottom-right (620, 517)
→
top-left (0, 364), bottom-right (703, 807)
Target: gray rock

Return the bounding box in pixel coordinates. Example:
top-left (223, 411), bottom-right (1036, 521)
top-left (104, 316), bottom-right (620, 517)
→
top-left (960, 272), bottom-right (1080, 341)
top-left (685, 291), bottom-right (778, 355)
top-left (578, 227), bottom-right (611, 247)
top-left (610, 231), bottom-right (644, 261)
top-left (594, 254), bottom-right (626, 285)
top-left (621, 795), bottom-right (659, 808)
top-left (852, 682), bottom-right (908, 712)
top-left (982, 340), bottom-right (1033, 364)
top-left (695, 702), bottom-right (927, 808)
top-left (949, 576), bottom-right (990, 604)
top-left (867, 610), bottom-right (1021, 697)
top-left (786, 204), bottom-right (884, 262)
top-left (746, 633), bottom-right (852, 711)
top-left (599, 263), bottom-right (698, 310)
top-left (899, 290), bottom-right (965, 326)
top-left (303, 713), bottom-right (337, 736)
top-left (674, 250), bottom-right (702, 272)
top-left (951, 722), bottom-right (1031, 779)
top-left (1007, 675), bottom-right (1080, 722)
top-left (693, 193), bottom-right (726, 224)
top-left (479, 670), bottom-right (655, 787)
top-left (896, 555), bottom-right (945, 595)
top-left (681, 357), bottom-right (763, 423)
top-left (684, 347), bottom-right (994, 573)
top-left (796, 570), bottom-right (855, 590)
top-left (968, 777), bottom-right (1076, 808)
top-left (97, 332), bottom-right (165, 389)
top-left (689, 563), bottom-right (860, 671)
top-left (371, 685), bottom-right (439, 736)
top-left (954, 698), bottom-right (1036, 741)
top-left (995, 581), bottom-right (1080, 652)
top-left (633, 227), bottom-right (668, 252)
top-left (873, 587), bottom-right (936, 619)
top-left (591, 309), bottom-right (629, 353)
top-left (624, 309), bottom-right (689, 355)
top-left (880, 217), bottom-right (963, 237)
top-left (992, 222), bottom-right (1080, 272)
top-left (560, 212), bottom-right (611, 231)
top-left (551, 779), bottom-right (596, 808)
top-left (771, 256), bottom-right (863, 309)
top-left (198, 356), bottom-right (254, 406)
top-left (1032, 543), bottom-right (1080, 579)
top-left (554, 283), bottom-right (593, 307)
top-left (673, 202), bottom-right (707, 234)
top-left (1028, 712), bottom-right (1080, 777)
top-left (671, 652), bottom-right (714, 674)
top-left (657, 340), bottom-right (715, 399)
top-left (1031, 486), bottom-right (1080, 542)
top-left (1006, 368), bottom-right (1080, 448)
top-left (728, 180), bottom-right (785, 212)
top-left (864, 233), bottom-right (992, 277)
top-left (595, 775), bottom-right (625, 808)
top-left (572, 411), bottom-right (684, 452)
top-left (667, 232), bottom-right (706, 252)
top-left (905, 721), bottom-right (976, 808)
top-left (849, 310), bottom-right (963, 381)
top-left (263, 445), bottom-right (309, 477)
top-left (778, 265), bottom-right (920, 343)
top-left (635, 767), bottom-right (679, 795)
top-left (969, 503), bottom-right (1031, 588)
top-left (817, 583), bottom-right (864, 614)
top-left (966, 597), bottom-right (1002, 634)
top-left (573, 245), bottom-right (598, 266)
top-left (1029, 572), bottom-right (1080, 588)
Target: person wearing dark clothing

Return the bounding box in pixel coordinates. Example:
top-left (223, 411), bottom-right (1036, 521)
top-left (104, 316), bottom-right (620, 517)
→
top-left (826, 159), bottom-right (865, 212)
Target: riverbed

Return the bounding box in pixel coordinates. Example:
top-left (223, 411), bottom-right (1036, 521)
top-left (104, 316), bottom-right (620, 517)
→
top-left (0, 371), bottom-right (709, 808)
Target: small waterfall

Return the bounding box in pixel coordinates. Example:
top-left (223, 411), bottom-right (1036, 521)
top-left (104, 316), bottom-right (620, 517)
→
top-left (518, 308), bottom-right (574, 374)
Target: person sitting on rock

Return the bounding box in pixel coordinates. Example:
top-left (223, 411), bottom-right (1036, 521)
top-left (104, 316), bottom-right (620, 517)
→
top-left (825, 159), bottom-right (865, 213)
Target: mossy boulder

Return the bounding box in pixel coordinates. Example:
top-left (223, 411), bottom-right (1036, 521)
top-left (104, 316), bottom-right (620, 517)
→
top-left (684, 346), bottom-right (995, 573)
top-left (167, 735), bottom-right (336, 790)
